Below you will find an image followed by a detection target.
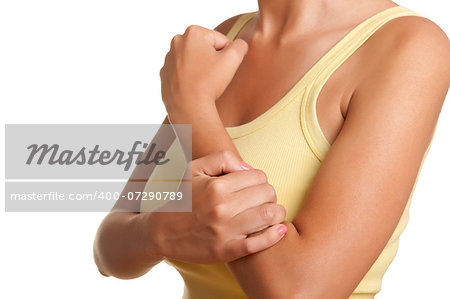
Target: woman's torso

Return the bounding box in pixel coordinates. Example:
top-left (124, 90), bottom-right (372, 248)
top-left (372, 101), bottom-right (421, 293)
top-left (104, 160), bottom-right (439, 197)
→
top-left (149, 4), bottom-right (427, 299)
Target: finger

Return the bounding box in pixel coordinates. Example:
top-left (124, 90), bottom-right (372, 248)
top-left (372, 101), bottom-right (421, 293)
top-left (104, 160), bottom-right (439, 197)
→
top-left (219, 38), bottom-right (248, 66)
top-left (170, 34), bottom-right (182, 49)
top-left (191, 150), bottom-right (248, 177)
top-left (225, 183), bottom-right (277, 213)
top-left (183, 25), bottom-right (230, 51)
top-left (225, 223), bottom-right (287, 260)
top-left (230, 203), bottom-right (286, 235)
top-left (206, 29), bottom-right (231, 51)
top-left (219, 169), bottom-right (268, 192)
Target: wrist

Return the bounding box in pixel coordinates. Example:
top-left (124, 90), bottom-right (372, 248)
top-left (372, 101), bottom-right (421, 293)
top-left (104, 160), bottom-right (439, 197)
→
top-left (166, 100), bottom-right (218, 124)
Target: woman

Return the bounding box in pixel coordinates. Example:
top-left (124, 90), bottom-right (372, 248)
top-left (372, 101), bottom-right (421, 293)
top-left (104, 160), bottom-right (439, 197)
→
top-left (94, 0), bottom-right (450, 298)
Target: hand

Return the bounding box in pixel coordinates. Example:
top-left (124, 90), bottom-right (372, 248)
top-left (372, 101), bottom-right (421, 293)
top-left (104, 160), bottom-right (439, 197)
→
top-left (159, 25), bottom-right (248, 118)
top-left (144, 150), bottom-right (287, 264)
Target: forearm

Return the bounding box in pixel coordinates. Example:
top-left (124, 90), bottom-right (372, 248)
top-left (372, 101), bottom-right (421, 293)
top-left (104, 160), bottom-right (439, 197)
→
top-left (167, 104), bottom-right (241, 160)
top-left (226, 221), bottom-right (310, 299)
top-left (94, 103), bottom-right (241, 278)
top-left (168, 106), bottom-right (304, 297)
top-left (94, 212), bottom-right (163, 279)
top-left (169, 106), bottom-right (307, 297)
top-left (93, 115), bottom-right (179, 279)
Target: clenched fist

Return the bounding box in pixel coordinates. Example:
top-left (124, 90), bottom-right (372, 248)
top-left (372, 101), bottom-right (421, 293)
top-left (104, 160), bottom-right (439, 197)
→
top-left (144, 150), bottom-right (287, 263)
top-left (160, 25), bottom-right (248, 118)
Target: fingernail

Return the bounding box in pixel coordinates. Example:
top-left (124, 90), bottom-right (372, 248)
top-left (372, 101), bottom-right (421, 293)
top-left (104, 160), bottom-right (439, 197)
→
top-left (240, 161), bottom-right (253, 170)
top-left (278, 225), bottom-right (287, 236)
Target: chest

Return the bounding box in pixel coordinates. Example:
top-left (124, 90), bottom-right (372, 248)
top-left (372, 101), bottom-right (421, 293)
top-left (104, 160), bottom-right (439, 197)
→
top-left (216, 32), bottom-right (361, 145)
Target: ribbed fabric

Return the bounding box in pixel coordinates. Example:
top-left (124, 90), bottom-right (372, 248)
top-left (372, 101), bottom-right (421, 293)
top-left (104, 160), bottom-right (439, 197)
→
top-left (161, 5), bottom-right (427, 299)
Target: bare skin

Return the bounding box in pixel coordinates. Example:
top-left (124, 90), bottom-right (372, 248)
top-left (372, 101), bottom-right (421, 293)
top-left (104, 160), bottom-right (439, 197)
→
top-left (215, 0), bottom-right (401, 144)
top-left (94, 26), bottom-right (288, 280)
top-left (94, 0), bottom-right (450, 297)
top-left (164, 0), bottom-right (450, 298)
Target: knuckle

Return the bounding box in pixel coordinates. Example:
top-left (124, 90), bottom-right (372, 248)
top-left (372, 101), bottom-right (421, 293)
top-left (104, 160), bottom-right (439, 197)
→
top-left (262, 184), bottom-right (276, 201)
top-left (252, 169), bottom-right (268, 183)
top-left (207, 178), bottom-right (227, 195)
top-left (208, 223), bottom-right (221, 236)
top-left (242, 240), bottom-right (254, 255)
top-left (219, 149), bottom-right (235, 162)
top-left (185, 25), bottom-right (200, 35)
top-left (210, 203), bottom-right (227, 220)
top-left (271, 205), bottom-right (286, 224)
top-left (279, 204), bottom-right (287, 219)
top-left (259, 205), bottom-right (275, 221)
top-left (170, 34), bottom-right (181, 47)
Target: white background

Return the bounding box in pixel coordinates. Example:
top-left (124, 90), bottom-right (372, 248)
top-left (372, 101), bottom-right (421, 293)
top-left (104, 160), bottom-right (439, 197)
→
top-left (0, 1), bottom-right (448, 298)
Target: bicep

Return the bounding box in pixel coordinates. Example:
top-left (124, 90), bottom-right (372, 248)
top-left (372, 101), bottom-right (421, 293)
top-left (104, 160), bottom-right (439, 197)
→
top-left (291, 25), bottom-right (449, 297)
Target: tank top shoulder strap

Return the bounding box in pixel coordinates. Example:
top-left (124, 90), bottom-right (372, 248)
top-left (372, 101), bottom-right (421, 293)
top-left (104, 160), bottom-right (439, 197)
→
top-left (310, 5), bottom-right (423, 82)
top-left (226, 12), bottom-right (258, 41)
top-left (301, 5), bottom-right (424, 161)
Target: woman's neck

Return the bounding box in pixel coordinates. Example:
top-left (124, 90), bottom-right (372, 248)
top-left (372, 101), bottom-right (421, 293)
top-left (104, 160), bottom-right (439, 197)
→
top-left (255, 0), bottom-right (392, 39)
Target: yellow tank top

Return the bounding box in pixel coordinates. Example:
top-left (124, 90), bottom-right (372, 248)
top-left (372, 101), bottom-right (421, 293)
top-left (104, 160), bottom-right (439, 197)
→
top-left (146, 5), bottom-right (431, 299)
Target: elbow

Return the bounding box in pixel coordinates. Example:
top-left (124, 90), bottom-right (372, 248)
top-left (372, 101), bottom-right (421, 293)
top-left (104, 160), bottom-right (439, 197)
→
top-left (93, 223), bottom-right (113, 278)
top-left (92, 213), bottom-right (155, 280)
top-left (259, 223), bottom-right (314, 299)
top-left (93, 228), bottom-right (135, 280)
top-left (94, 254), bottom-right (111, 278)
top-left (92, 217), bottom-right (130, 279)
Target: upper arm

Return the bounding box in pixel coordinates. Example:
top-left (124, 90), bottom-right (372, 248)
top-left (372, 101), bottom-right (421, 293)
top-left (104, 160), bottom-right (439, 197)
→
top-left (291, 17), bottom-right (449, 297)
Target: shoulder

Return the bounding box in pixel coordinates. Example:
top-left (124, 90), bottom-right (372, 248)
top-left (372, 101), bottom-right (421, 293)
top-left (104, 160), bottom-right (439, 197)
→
top-left (383, 15), bottom-right (448, 56)
top-left (369, 15), bottom-right (449, 76)
top-left (357, 14), bottom-right (450, 105)
top-left (214, 14), bottom-right (245, 35)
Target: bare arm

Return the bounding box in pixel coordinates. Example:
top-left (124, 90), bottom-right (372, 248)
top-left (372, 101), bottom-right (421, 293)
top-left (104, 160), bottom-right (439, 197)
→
top-left (93, 116), bottom-right (173, 279)
top-left (93, 16), bottom-right (245, 278)
top-left (225, 18), bottom-right (450, 298)
top-left (163, 14), bottom-right (244, 160)
top-left (93, 127), bottom-right (286, 279)
top-left (169, 16), bottom-right (450, 297)
top-left (93, 15), bottom-right (286, 280)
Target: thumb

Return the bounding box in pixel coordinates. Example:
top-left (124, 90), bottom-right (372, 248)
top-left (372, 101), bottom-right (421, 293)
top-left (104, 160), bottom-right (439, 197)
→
top-left (219, 38), bottom-right (249, 68)
top-left (191, 150), bottom-right (251, 177)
